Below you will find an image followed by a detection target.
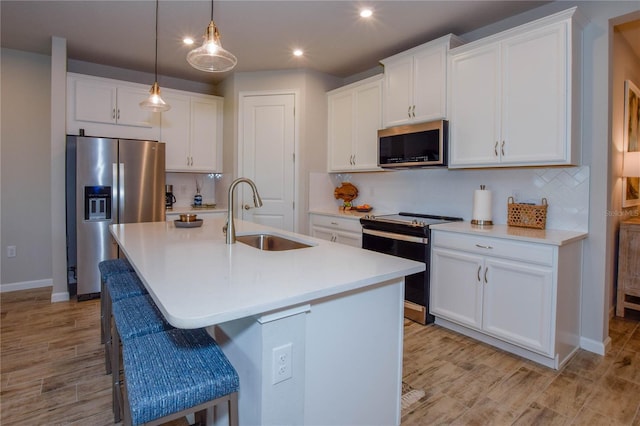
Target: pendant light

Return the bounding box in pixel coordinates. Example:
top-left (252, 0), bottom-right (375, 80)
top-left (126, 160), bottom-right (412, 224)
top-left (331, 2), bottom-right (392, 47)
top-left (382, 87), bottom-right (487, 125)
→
top-left (140, 0), bottom-right (170, 112)
top-left (186, 0), bottom-right (237, 72)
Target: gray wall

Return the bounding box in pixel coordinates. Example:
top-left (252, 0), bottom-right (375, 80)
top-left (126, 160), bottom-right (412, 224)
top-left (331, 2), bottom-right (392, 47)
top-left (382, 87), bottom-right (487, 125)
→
top-left (1, 48), bottom-right (53, 289)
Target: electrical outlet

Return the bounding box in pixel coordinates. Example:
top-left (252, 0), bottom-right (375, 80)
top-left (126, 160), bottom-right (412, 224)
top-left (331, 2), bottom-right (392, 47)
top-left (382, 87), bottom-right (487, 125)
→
top-left (272, 343), bottom-right (292, 384)
top-left (7, 246), bottom-right (16, 258)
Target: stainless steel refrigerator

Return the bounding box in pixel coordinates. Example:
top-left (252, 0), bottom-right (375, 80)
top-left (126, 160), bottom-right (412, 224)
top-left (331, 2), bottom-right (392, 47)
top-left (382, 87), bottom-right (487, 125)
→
top-left (66, 136), bottom-right (165, 300)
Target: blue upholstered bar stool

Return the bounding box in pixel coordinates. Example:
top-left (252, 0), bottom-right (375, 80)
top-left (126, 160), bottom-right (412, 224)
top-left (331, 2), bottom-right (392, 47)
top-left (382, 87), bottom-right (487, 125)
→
top-left (111, 294), bottom-right (173, 423)
top-left (103, 271), bottom-right (147, 375)
top-left (98, 258), bottom-right (135, 343)
top-left (122, 328), bottom-right (240, 426)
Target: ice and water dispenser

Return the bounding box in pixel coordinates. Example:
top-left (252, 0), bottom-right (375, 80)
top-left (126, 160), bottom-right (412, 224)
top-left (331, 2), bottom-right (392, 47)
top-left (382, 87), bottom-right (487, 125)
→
top-left (84, 186), bottom-right (111, 221)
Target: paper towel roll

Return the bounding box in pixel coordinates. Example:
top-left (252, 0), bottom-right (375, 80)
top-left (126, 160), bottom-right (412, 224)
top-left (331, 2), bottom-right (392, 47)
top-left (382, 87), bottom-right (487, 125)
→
top-left (472, 188), bottom-right (493, 225)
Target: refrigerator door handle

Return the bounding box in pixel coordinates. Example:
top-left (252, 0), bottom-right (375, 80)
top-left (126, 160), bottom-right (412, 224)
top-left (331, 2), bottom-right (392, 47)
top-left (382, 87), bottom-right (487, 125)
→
top-left (119, 162), bottom-right (125, 222)
top-left (112, 163), bottom-right (119, 223)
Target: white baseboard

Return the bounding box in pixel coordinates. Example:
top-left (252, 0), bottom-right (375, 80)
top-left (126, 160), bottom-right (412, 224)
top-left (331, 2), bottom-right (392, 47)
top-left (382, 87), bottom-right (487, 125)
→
top-left (0, 278), bottom-right (52, 293)
top-left (0, 279), bottom-right (69, 303)
top-left (580, 335), bottom-right (610, 356)
top-left (51, 292), bottom-right (70, 302)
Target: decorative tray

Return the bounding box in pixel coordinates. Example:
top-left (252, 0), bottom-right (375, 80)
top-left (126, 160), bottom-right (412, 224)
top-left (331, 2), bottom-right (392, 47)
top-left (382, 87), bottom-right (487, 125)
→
top-left (174, 219), bottom-right (203, 228)
top-left (354, 207), bottom-right (373, 212)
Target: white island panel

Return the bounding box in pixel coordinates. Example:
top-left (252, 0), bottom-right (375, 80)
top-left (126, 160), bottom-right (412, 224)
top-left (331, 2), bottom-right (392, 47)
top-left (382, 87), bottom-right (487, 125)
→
top-left (110, 218), bottom-right (422, 425)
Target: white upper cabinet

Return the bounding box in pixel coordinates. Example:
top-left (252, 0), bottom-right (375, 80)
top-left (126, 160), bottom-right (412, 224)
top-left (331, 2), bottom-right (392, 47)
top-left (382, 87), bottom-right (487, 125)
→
top-left (67, 73), bottom-right (160, 140)
top-left (448, 7), bottom-right (585, 168)
top-left (161, 90), bottom-right (223, 173)
top-left (327, 75), bottom-right (382, 172)
top-left (380, 34), bottom-right (464, 128)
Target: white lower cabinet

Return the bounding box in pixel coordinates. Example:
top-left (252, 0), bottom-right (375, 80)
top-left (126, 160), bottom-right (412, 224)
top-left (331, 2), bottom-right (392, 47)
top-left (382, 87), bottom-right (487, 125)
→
top-left (309, 213), bottom-right (362, 248)
top-left (430, 228), bottom-right (582, 369)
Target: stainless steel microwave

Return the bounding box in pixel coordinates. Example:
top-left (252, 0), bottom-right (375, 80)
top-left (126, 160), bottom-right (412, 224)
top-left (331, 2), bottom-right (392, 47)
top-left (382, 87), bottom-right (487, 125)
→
top-left (378, 120), bottom-right (448, 168)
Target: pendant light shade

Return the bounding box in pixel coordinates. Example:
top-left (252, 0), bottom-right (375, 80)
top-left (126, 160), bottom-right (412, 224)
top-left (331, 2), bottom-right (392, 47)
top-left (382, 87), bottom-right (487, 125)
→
top-left (187, 1), bottom-right (237, 72)
top-left (140, 82), bottom-right (170, 112)
top-left (140, 0), bottom-right (170, 112)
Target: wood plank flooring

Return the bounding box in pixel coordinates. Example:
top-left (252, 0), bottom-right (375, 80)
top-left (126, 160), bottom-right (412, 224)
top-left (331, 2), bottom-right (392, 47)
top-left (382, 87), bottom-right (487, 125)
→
top-left (2, 287), bottom-right (639, 425)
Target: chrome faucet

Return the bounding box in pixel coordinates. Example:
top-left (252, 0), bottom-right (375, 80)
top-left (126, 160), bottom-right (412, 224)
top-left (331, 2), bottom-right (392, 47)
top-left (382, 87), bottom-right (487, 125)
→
top-left (225, 178), bottom-right (263, 244)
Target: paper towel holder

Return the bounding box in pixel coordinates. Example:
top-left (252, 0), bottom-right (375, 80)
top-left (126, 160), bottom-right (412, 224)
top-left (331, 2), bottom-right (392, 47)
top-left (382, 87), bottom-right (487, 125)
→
top-left (471, 184), bottom-right (494, 226)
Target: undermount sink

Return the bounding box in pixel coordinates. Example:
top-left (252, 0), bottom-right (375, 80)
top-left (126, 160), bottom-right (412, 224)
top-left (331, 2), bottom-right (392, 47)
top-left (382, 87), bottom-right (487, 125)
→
top-left (236, 233), bottom-right (313, 251)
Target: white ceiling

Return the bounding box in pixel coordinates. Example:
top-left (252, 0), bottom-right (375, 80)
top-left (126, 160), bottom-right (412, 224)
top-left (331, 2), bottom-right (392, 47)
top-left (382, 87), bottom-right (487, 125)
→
top-left (0, 0), bottom-right (599, 86)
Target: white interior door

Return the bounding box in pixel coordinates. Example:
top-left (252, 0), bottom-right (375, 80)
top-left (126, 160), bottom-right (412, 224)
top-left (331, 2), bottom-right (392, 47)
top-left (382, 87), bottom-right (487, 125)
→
top-left (239, 93), bottom-right (295, 231)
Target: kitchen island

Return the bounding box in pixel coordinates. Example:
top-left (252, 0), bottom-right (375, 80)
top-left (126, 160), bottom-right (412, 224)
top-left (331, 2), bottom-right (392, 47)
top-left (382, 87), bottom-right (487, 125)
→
top-left (109, 218), bottom-right (424, 426)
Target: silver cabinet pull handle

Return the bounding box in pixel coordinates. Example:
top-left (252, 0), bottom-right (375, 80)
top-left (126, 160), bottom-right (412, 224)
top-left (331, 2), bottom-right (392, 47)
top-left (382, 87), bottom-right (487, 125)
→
top-left (412, 105), bottom-right (416, 118)
top-left (484, 267), bottom-right (488, 284)
top-left (494, 141), bottom-right (499, 156)
top-left (475, 244), bottom-right (493, 249)
top-left (330, 221), bottom-right (339, 226)
top-left (407, 106), bottom-right (411, 118)
top-left (477, 265), bottom-right (482, 282)
top-left (112, 108), bottom-right (116, 120)
top-left (501, 140), bottom-right (505, 157)
top-left (117, 109), bottom-right (120, 120)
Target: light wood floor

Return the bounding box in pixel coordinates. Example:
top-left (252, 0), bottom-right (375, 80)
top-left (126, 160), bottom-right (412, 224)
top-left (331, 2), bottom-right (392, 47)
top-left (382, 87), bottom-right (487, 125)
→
top-left (2, 288), bottom-right (640, 425)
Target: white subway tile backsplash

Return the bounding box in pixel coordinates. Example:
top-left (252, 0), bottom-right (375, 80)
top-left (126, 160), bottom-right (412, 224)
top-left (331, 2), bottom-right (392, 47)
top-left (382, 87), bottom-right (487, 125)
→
top-left (309, 166), bottom-right (589, 232)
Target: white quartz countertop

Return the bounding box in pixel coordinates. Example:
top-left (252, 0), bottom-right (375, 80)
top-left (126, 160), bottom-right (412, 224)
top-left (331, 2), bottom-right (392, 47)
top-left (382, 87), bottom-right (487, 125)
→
top-left (109, 218), bottom-right (424, 329)
top-left (430, 221), bottom-right (588, 246)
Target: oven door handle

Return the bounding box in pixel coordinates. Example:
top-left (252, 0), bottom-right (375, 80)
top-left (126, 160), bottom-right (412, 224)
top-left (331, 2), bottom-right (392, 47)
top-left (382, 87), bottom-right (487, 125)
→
top-left (362, 228), bottom-right (428, 244)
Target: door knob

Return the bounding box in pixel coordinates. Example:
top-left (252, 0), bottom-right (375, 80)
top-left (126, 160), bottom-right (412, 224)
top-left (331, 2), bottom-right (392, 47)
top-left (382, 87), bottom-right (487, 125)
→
top-left (244, 204), bottom-right (251, 210)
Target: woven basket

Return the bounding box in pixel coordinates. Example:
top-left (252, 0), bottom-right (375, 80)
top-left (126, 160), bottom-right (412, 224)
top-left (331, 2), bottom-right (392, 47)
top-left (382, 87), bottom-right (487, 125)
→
top-left (507, 197), bottom-right (548, 229)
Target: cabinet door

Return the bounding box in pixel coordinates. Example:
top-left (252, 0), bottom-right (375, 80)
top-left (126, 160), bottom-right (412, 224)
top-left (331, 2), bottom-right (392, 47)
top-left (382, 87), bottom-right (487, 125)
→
top-left (161, 93), bottom-right (191, 171)
top-left (382, 57), bottom-right (413, 127)
top-left (311, 226), bottom-right (335, 242)
top-left (449, 44), bottom-right (501, 167)
top-left (327, 90), bottom-right (355, 171)
top-left (430, 247), bottom-right (483, 330)
top-left (483, 257), bottom-right (553, 355)
top-left (334, 230), bottom-right (362, 248)
top-left (352, 80), bottom-right (382, 171)
top-left (190, 98), bottom-right (221, 172)
top-left (501, 23), bottom-right (568, 164)
top-left (115, 86), bottom-right (155, 128)
top-left (413, 45), bottom-right (447, 122)
top-left (74, 79), bottom-right (117, 124)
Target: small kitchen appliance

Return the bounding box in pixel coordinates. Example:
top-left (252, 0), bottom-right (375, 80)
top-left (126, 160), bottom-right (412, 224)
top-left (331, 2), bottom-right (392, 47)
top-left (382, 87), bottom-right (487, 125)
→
top-left (360, 212), bottom-right (463, 324)
top-left (165, 185), bottom-right (176, 209)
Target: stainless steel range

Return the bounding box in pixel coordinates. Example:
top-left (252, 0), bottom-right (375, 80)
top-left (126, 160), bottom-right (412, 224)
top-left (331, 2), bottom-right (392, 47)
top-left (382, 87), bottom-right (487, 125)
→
top-left (360, 212), bottom-right (463, 324)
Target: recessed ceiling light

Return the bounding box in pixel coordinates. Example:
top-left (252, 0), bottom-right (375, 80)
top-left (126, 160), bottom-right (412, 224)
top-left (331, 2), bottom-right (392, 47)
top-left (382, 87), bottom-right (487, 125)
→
top-left (293, 49), bottom-right (304, 57)
top-left (183, 37), bottom-right (194, 45)
top-left (360, 8), bottom-right (373, 18)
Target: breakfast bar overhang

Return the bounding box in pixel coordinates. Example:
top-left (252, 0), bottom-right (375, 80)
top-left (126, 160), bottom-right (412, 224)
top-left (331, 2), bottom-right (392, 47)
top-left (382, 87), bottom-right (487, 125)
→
top-left (110, 218), bottom-right (424, 425)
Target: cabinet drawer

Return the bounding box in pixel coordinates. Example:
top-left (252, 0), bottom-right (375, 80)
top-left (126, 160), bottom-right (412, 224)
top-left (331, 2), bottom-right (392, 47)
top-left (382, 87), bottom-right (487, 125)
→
top-left (310, 214), bottom-right (362, 233)
top-left (432, 231), bottom-right (554, 266)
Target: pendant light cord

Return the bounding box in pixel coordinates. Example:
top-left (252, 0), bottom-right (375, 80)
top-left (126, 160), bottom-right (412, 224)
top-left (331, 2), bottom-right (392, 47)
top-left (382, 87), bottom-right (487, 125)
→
top-left (154, 0), bottom-right (159, 81)
top-left (210, 0), bottom-right (214, 21)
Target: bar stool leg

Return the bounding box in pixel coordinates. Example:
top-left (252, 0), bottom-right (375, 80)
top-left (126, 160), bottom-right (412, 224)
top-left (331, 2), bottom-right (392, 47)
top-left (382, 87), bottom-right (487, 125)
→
top-left (111, 317), bottom-right (122, 423)
top-left (103, 289), bottom-right (113, 374)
